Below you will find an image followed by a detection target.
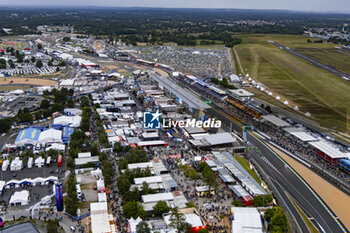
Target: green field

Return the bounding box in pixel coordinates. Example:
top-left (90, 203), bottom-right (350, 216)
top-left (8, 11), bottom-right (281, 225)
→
top-left (0, 85), bottom-right (30, 91)
top-left (293, 48), bottom-right (350, 74)
top-left (234, 34), bottom-right (350, 134)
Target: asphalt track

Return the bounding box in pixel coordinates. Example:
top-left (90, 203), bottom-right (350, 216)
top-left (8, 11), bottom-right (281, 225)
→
top-left (206, 107), bottom-right (348, 233)
top-left (269, 41), bottom-right (350, 81)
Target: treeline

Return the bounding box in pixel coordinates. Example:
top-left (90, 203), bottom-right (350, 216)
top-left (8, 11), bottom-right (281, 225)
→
top-left (2, 8), bottom-right (344, 40)
top-left (211, 77), bottom-right (236, 89)
top-left (115, 146), bottom-right (151, 219)
top-left (14, 87), bottom-right (74, 125)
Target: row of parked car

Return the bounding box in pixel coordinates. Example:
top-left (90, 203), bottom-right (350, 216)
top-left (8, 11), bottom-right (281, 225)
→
top-left (1, 66), bottom-right (56, 76)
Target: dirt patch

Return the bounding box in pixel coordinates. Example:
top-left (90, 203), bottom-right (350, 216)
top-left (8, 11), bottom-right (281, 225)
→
top-left (0, 78), bottom-right (57, 86)
top-left (270, 145), bottom-right (350, 230)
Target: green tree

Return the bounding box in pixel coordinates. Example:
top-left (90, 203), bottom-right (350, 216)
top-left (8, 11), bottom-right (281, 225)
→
top-left (67, 97), bottom-right (74, 108)
top-left (136, 221), bottom-right (151, 233)
top-left (201, 166), bottom-right (218, 192)
top-left (31, 56), bottom-right (36, 63)
top-left (122, 201), bottom-right (145, 219)
top-left (46, 219), bottom-right (59, 233)
top-left (8, 59), bottom-right (15, 68)
top-left (63, 36), bottom-right (71, 42)
top-left (0, 118), bottom-right (12, 133)
top-left (40, 99), bottom-right (50, 109)
top-left (186, 202), bottom-right (196, 208)
top-left (198, 229), bottom-right (209, 233)
top-left (232, 199), bottom-right (242, 207)
top-left (65, 174), bottom-right (78, 216)
top-left (90, 141), bottom-right (99, 156)
top-left (59, 60), bottom-right (66, 67)
top-left (141, 182), bottom-right (150, 195)
top-left (153, 201), bottom-right (170, 217)
top-left (113, 141), bottom-right (123, 153)
top-left (36, 59), bottom-right (43, 68)
top-left (169, 207), bottom-right (191, 233)
top-left (253, 195), bottom-right (273, 207)
top-left (266, 207), bottom-right (287, 233)
top-left (117, 175), bottom-right (131, 195)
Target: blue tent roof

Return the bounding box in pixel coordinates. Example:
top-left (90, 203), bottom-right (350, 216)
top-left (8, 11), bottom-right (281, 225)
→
top-left (62, 126), bottom-right (74, 140)
top-left (15, 128), bottom-right (41, 144)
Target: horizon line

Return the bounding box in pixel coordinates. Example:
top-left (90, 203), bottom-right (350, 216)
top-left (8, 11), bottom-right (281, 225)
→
top-left (0, 5), bottom-right (349, 15)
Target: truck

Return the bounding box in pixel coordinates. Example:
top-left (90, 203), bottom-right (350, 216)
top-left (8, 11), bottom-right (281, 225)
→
top-left (57, 155), bottom-right (62, 167)
top-left (27, 157), bottom-right (33, 168)
top-left (76, 184), bottom-right (82, 199)
top-left (46, 156), bottom-right (51, 166)
top-left (2, 160), bottom-right (9, 171)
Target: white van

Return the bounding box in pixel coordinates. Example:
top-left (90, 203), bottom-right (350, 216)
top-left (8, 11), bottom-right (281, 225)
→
top-left (46, 156), bottom-right (51, 165)
top-left (27, 157), bottom-right (33, 168)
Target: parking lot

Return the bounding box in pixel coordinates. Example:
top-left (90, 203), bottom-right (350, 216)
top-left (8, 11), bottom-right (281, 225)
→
top-left (0, 66), bottom-right (57, 76)
top-left (0, 95), bottom-right (43, 115)
top-left (0, 158), bottom-right (64, 181)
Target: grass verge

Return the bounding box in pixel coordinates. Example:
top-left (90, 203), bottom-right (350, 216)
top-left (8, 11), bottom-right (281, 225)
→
top-left (234, 156), bottom-right (261, 184)
top-left (290, 197), bottom-right (320, 233)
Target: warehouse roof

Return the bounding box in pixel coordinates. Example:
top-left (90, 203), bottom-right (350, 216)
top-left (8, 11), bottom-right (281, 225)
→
top-left (308, 141), bottom-right (347, 159)
top-left (150, 73), bottom-right (210, 109)
top-left (134, 176), bottom-right (162, 185)
top-left (231, 207), bottom-right (262, 233)
top-left (229, 88), bottom-right (255, 97)
top-left (284, 127), bottom-right (318, 142)
top-left (206, 133), bottom-right (236, 145)
top-left (1, 222), bottom-right (39, 233)
top-left (262, 115), bottom-right (290, 127)
top-left (128, 162), bottom-right (153, 170)
top-left (142, 192), bottom-right (174, 203)
top-left (90, 202), bottom-right (111, 233)
top-left (75, 156), bottom-right (99, 166)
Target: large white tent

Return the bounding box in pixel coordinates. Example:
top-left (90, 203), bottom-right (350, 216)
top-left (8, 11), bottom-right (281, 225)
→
top-left (53, 115), bottom-right (81, 127)
top-left (10, 190), bottom-right (30, 206)
top-left (38, 128), bottom-right (62, 144)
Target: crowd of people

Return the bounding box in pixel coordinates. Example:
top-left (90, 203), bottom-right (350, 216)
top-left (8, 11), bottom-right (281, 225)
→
top-left (134, 46), bottom-right (234, 79)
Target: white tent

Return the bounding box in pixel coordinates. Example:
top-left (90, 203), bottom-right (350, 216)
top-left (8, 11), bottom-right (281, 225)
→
top-left (38, 128), bottom-right (62, 144)
top-left (53, 115), bottom-right (81, 127)
top-left (45, 143), bottom-right (65, 152)
top-left (128, 217), bottom-right (143, 233)
top-left (9, 190), bottom-right (29, 206)
top-left (96, 178), bottom-right (105, 191)
top-left (60, 79), bottom-right (74, 86)
top-left (91, 168), bottom-right (103, 178)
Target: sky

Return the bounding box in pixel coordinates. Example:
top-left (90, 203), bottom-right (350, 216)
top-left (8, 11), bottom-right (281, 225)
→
top-left (0, 0), bottom-right (349, 13)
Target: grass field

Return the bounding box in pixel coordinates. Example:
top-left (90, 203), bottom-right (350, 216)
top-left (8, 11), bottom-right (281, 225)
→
top-left (293, 48), bottom-right (350, 74)
top-left (234, 156), bottom-right (261, 184)
top-left (0, 85), bottom-right (30, 91)
top-left (234, 34), bottom-right (350, 134)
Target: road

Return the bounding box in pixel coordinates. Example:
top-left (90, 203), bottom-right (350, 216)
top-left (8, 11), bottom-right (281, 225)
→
top-left (205, 107), bottom-right (348, 233)
top-left (268, 41), bottom-right (350, 81)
